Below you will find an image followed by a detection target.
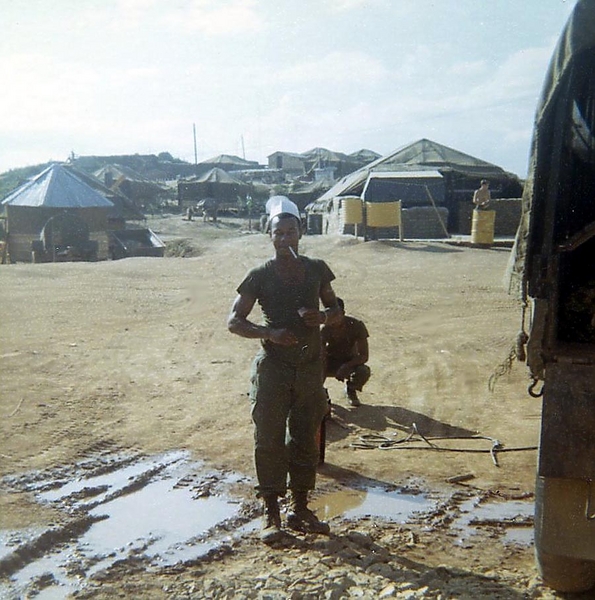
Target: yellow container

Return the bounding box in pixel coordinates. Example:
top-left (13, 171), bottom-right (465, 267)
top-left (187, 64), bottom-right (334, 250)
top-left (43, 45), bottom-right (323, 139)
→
top-left (342, 196), bottom-right (363, 224)
top-left (471, 210), bottom-right (495, 245)
top-left (365, 201), bottom-right (401, 227)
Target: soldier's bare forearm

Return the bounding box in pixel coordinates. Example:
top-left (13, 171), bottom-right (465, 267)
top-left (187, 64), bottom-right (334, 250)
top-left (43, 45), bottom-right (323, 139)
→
top-left (322, 305), bottom-right (342, 326)
top-left (228, 317), bottom-right (298, 346)
top-left (228, 316), bottom-right (271, 340)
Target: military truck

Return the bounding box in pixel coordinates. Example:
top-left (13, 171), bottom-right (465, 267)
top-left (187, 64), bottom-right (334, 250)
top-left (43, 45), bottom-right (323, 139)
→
top-left (508, 0), bottom-right (595, 592)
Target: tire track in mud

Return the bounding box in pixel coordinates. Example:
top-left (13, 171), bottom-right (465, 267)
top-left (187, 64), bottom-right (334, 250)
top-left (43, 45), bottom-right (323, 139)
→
top-left (0, 515), bottom-right (107, 578)
top-left (0, 445), bottom-right (254, 598)
top-left (2, 439), bottom-right (139, 495)
top-left (3, 385), bottom-right (134, 480)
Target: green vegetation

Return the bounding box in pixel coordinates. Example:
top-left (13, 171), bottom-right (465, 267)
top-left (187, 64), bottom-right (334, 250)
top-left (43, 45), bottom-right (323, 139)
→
top-left (0, 163), bottom-right (52, 200)
top-left (0, 151), bottom-right (193, 202)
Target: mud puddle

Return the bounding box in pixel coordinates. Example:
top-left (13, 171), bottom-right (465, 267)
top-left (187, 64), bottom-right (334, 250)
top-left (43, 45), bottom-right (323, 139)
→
top-left (452, 496), bottom-right (534, 548)
top-left (311, 485), bottom-right (435, 523)
top-left (0, 449), bottom-right (535, 599)
top-left (0, 450), bottom-right (254, 599)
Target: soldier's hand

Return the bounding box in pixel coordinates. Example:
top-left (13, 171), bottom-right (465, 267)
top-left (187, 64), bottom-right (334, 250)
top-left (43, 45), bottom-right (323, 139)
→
top-left (268, 328), bottom-right (298, 346)
top-left (298, 307), bottom-right (324, 327)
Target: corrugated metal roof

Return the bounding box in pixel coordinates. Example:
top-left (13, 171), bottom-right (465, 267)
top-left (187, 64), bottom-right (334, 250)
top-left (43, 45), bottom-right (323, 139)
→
top-left (2, 164), bottom-right (114, 208)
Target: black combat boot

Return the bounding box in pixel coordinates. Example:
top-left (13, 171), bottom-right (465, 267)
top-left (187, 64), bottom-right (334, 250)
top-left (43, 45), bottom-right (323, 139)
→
top-left (345, 384), bottom-right (361, 407)
top-left (287, 491), bottom-right (330, 534)
top-left (260, 494), bottom-right (282, 543)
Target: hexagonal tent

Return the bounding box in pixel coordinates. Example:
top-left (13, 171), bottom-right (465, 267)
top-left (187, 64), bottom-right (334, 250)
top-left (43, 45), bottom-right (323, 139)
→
top-left (1, 163), bottom-right (114, 262)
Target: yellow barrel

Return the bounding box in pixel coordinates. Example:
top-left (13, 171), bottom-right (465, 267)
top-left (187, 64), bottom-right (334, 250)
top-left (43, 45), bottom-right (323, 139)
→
top-left (365, 201), bottom-right (401, 227)
top-left (342, 196), bottom-right (363, 224)
top-left (471, 210), bottom-right (495, 245)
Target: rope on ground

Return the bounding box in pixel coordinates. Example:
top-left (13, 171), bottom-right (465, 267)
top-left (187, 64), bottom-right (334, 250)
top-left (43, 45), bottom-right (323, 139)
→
top-left (488, 342), bottom-right (519, 392)
top-left (9, 397), bottom-right (24, 417)
top-left (349, 423), bottom-right (538, 467)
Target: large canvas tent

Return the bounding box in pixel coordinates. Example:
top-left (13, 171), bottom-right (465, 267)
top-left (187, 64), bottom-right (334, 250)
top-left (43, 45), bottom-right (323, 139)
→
top-left (268, 147), bottom-right (381, 180)
top-left (62, 164), bottom-right (144, 224)
top-left (348, 148), bottom-right (382, 164)
top-left (197, 154), bottom-right (260, 174)
top-left (1, 163), bottom-right (114, 262)
top-left (177, 167), bottom-right (251, 211)
top-left (311, 138), bottom-right (523, 233)
top-left (301, 147), bottom-right (361, 179)
top-left (362, 170), bottom-right (445, 206)
top-left (94, 164), bottom-right (167, 211)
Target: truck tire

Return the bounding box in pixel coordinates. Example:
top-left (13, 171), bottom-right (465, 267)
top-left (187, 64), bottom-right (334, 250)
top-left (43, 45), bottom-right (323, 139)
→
top-left (534, 476), bottom-right (595, 592)
top-left (536, 550), bottom-right (595, 593)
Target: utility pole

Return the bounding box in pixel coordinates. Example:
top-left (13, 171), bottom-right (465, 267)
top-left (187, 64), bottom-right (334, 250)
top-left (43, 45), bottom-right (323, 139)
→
top-left (241, 135), bottom-right (246, 160)
top-left (193, 123), bottom-right (198, 175)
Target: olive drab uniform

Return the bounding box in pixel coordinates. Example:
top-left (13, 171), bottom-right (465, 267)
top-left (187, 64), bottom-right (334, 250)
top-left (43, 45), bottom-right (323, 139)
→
top-left (237, 256), bottom-right (334, 496)
top-left (322, 316), bottom-right (371, 392)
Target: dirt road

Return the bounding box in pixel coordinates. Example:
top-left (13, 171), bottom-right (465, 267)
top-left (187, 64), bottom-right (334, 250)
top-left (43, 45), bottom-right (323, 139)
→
top-left (0, 215), bottom-right (581, 598)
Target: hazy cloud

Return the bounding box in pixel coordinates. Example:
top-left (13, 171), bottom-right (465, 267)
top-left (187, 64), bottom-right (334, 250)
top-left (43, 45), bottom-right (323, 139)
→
top-left (163, 0), bottom-right (265, 35)
top-left (279, 51), bottom-right (389, 86)
top-left (326, 0), bottom-right (391, 13)
top-left (0, 1), bottom-right (579, 175)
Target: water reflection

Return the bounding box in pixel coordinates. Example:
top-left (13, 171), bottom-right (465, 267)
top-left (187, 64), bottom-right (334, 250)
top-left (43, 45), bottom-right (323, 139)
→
top-left (312, 485), bottom-right (434, 522)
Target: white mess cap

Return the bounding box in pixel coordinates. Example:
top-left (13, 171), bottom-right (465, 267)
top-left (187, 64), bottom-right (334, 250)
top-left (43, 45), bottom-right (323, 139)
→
top-left (266, 196), bottom-right (300, 221)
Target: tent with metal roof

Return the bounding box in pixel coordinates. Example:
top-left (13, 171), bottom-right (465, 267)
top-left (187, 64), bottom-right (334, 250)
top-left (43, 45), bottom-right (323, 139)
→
top-left (311, 138), bottom-right (523, 232)
top-left (2, 164), bottom-right (114, 209)
top-left (1, 163), bottom-right (114, 262)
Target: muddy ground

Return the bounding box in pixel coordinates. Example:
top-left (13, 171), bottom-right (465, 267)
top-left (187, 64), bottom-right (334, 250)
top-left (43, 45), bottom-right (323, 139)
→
top-left (0, 214), bottom-right (587, 599)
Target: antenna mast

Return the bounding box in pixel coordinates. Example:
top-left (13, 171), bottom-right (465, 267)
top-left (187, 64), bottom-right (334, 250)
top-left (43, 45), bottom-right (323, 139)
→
top-left (193, 123), bottom-right (198, 171)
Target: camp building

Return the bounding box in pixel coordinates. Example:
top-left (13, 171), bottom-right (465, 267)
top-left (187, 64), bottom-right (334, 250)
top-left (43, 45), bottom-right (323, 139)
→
top-left (177, 167), bottom-right (251, 212)
top-left (1, 164), bottom-right (114, 262)
top-left (307, 138), bottom-right (523, 239)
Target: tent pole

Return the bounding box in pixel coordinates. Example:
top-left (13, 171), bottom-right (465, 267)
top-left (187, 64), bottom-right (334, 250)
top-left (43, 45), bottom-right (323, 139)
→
top-left (425, 185), bottom-right (450, 238)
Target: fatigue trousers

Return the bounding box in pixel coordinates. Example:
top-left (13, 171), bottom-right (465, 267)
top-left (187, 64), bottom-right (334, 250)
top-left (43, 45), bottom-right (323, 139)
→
top-left (250, 352), bottom-right (328, 497)
top-left (326, 360), bottom-right (371, 391)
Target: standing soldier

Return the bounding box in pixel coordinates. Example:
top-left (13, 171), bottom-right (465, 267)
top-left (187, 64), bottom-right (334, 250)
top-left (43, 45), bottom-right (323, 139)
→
top-left (228, 196), bottom-right (340, 543)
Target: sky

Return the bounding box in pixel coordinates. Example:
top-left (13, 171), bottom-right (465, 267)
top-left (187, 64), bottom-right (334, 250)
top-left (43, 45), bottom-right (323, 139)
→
top-left (0, 0), bottom-right (579, 178)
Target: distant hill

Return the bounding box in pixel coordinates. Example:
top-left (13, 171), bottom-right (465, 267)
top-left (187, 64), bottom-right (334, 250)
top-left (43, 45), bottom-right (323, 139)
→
top-left (0, 152), bottom-right (195, 200)
top-left (72, 152), bottom-right (198, 180)
top-left (0, 147), bottom-right (382, 201)
top-left (0, 162), bottom-right (55, 201)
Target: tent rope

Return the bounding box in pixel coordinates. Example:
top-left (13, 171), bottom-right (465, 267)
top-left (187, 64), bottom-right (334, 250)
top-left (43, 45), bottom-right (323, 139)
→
top-left (349, 423), bottom-right (537, 468)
